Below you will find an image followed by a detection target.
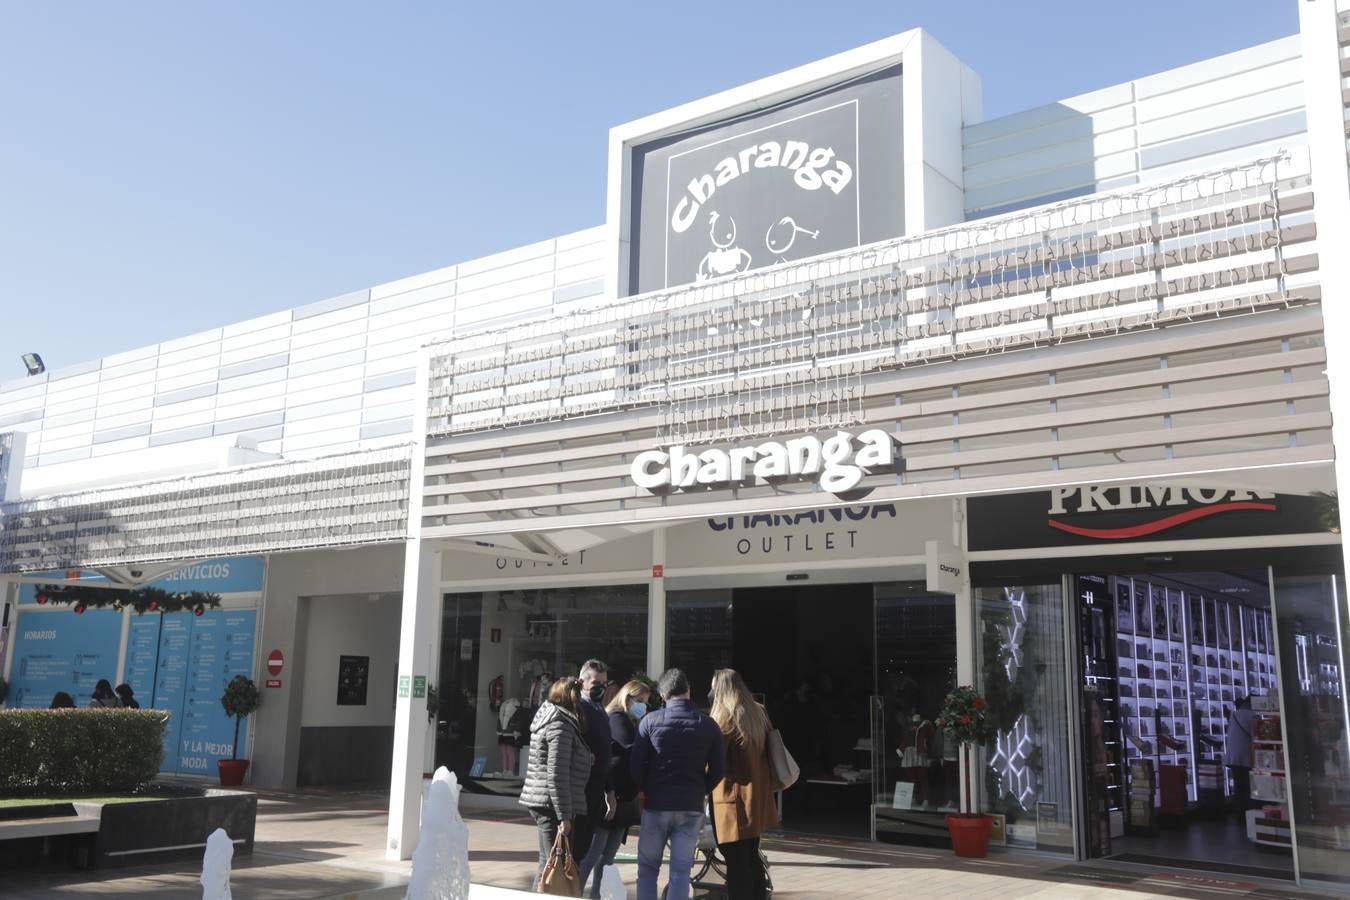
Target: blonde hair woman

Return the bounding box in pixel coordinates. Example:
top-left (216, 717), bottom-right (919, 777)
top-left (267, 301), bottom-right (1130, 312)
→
top-left (709, 668), bottom-right (778, 900)
top-left (576, 679), bottom-right (653, 897)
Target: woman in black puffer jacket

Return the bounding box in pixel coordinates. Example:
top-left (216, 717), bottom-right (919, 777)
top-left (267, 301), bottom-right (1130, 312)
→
top-left (519, 677), bottom-right (594, 889)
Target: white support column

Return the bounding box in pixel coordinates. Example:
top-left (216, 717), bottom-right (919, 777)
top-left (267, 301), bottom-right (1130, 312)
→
top-left (647, 528), bottom-right (667, 678)
top-left (952, 497), bottom-right (977, 814)
top-left (387, 538), bottom-right (442, 860)
top-left (387, 348), bottom-right (440, 861)
top-left (1301, 0), bottom-right (1350, 580)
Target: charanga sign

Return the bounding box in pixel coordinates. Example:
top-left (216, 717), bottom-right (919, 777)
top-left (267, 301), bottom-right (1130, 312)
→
top-left (631, 428), bottom-right (899, 495)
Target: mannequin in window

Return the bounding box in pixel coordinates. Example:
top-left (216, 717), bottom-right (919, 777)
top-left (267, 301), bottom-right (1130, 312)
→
top-left (899, 713), bottom-right (935, 806)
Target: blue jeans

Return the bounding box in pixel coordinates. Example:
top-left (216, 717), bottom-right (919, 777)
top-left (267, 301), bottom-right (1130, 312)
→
top-left (577, 822), bottom-right (626, 898)
top-left (636, 809), bottom-right (703, 900)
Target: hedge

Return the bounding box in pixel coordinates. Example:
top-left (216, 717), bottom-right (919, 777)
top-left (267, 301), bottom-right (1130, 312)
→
top-left (0, 709), bottom-right (169, 795)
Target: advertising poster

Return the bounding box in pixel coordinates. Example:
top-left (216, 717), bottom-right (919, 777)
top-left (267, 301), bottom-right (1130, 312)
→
top-left (337, 654), bottom-right (370, 706)
top-left (8, 608), bottom-right (122, 707)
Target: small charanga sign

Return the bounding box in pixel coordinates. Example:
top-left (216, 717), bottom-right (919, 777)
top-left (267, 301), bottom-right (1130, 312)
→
top-left (631, 429), bottom-right (899, 495)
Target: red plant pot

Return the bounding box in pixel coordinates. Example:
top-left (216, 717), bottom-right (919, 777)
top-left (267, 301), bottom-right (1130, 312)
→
top-left (217, 759), bottom-right (250, 787)
top-left (946, 813), bottom-right (993, 858)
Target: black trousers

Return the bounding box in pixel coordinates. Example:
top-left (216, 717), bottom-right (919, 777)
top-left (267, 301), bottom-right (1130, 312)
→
top-left (570, 785), bottom-right (605, 863)
top-left (720, 836), bottom-right (767, 900)
top-left (529, 807), bottom-right (562, 891)
top-left (1229, 765), bottom-right (1252, 812)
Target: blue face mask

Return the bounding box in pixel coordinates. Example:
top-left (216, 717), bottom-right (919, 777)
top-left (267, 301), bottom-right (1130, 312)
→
top-left (629, 701), bottom-right (648, 719)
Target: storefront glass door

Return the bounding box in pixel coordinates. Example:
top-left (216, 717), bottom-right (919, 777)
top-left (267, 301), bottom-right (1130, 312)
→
top-left (1071, 570), bottom-right (1294, 879)
top-left (871, 584), bottom-right (957, 845)
top-left (1269, 570), bottom-right (1350, 886)
top-left (975, 581), bottom-right (1076, 855)
top-left (667, 580), bottom-right (956, 844)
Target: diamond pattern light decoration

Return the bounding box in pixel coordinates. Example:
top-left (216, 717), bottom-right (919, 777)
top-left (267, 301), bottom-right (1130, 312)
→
top-left (988, 586), bottom-right (1039, 811)
top-left (988, 713), bottom-right (1037, 809)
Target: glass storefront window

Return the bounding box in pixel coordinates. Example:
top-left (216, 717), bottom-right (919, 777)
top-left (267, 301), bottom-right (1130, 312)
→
top-left (977, 583), bottom-right (1074, 854)
top-left (435, 584), bottom-right (648, 792)
top-left (1271, 572), bottom-right (1350, 886)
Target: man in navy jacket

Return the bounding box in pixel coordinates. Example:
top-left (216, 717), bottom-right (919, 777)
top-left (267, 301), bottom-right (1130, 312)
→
top-left (572, 659), bottom-right (616, 863)
top-left (629, 668), bottom-right (725, 900)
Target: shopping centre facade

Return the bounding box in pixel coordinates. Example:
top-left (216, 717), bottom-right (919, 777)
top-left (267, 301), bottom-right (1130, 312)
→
top-left (5, 2), bottom-right (1350, 887)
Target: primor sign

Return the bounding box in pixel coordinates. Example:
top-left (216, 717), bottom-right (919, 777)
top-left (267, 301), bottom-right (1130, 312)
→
top-left (1047, 485), bottom-right (1276, 540)
top-left (631, 429), bottom-right (899, 496)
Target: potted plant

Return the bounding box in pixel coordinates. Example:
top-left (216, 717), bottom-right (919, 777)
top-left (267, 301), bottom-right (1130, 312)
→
top-left (218, 674), bottom-right (260, 786)
top-left (937, 684), bottom-right (995, 857)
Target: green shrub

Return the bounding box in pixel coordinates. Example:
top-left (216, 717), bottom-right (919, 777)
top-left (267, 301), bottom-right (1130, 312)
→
top-left (0, 709), bottom-right (168, 795)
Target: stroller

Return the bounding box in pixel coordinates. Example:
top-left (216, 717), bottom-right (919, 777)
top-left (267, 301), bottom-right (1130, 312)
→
top-left (659, 808), bottom-right (773, 899)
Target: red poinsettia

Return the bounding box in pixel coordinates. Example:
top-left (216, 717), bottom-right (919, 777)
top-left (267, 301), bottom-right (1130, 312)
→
top-left (973, 697), bottom-right (987, 710)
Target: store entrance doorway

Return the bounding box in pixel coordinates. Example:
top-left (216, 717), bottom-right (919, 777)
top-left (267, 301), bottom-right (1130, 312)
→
top-left (1075, 570), bottom-right (1294, 879)
top-left (735, 583), bottom-right (875, 839)
top-left (666, 579), bottom-right (957, 843)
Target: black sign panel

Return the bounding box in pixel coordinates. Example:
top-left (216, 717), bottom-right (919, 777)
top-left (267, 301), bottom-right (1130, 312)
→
top-left (628, 65), bottom-right (904, 295)
top-left (968, 486), bottom-right (1330, 552)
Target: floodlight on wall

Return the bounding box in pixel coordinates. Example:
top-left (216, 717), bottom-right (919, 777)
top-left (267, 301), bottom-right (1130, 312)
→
top-left (21, 353), bottom-right (44, 376)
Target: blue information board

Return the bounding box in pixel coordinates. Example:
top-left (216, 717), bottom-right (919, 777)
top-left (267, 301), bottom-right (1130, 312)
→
top-left (173, 609), bottom-right (257, 774)
top-left (8, 609), bottom-right (123, 708)
top-left (124, 614), bottom-right (162, 704)
top-left (7, 556), bottom-right (262, 777)
top-left (154, 613), bottom-right (192, 769)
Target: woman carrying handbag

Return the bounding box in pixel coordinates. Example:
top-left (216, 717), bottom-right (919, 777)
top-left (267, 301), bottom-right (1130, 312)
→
top-left (519, 677), bottom-right (594, 894)
top-left (708, 669), bottom-right (779, 900)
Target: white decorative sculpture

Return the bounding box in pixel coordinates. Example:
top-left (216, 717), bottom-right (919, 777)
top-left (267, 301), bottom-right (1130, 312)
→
top-left (599, 864), bottom-right (628, 900)
top-left (405, 766), bottom-right (471, 900)
top-left (200, 827), bottom-right (234, 900)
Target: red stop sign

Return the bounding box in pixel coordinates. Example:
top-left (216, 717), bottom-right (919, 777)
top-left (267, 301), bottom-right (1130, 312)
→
top-left (267, 649), bottom-right (284, 676)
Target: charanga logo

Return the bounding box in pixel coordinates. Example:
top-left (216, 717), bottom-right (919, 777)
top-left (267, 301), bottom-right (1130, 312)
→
top-left (671, 139), bottom-right (853, 234)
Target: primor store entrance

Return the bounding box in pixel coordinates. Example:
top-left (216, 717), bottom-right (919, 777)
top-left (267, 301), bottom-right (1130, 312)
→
top-left (1077, 570), bottom-right (1294, 879)
top-left (667, 581), bottom-right (957, 843)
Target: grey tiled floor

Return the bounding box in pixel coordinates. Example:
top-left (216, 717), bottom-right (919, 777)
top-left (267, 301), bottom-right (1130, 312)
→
top-left (0, 786), bottom-right (1340, 899)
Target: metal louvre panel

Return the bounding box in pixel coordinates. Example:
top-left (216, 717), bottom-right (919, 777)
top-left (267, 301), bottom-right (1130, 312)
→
top-left (425, 154), bottom-right (1316, 451)
top-left (0, 446), bottom-right (411, 573)
top-left (419, 306), bottom-right (1329, 534)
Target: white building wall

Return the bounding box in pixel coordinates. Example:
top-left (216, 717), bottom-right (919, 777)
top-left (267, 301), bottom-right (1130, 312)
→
top-left (299, 593), bottom-right (401, 729)
top-left (963, 37), bottom-right (1307, 218)
top-left (0, 226), bottom-right (607, 492)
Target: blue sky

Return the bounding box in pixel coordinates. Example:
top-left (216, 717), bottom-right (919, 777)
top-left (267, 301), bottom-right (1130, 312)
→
top-left (0, 2), bottom-right (1297, 375)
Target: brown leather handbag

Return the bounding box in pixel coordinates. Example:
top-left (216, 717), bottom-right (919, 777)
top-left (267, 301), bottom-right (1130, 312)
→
top-left (539, 831), bottom-right (581, 896)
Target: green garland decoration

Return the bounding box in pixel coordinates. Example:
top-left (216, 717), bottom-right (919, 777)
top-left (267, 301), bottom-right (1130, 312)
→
top-left (33, 583), bottom-right (223, 616)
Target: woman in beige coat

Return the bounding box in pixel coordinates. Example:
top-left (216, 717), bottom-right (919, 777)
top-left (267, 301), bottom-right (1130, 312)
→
top-left (709, 668), bottom-right (779, 900)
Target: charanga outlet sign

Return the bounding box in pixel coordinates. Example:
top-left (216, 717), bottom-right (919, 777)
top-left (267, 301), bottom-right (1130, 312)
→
top-left (631, 429), bottom-right (900, 495)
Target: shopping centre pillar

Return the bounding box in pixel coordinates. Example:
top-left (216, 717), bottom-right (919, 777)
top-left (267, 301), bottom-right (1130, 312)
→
top-left (647, 527), bottom-right (668, 678)
top-left (386, 536), bottom-right (443, 860)
top-left (1302, 0), bottom-right (1350, 579)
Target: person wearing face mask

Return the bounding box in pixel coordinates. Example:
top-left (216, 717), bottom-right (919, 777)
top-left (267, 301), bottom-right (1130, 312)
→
top-left (572, 659), bottom-right (616, 866)
top-left (577, 680), bottom-right (652, 898)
